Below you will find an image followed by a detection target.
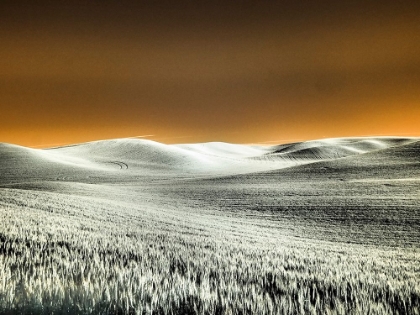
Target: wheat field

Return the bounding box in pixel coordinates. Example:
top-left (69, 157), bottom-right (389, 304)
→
top-left (1, 138), bottom-right (419, 314)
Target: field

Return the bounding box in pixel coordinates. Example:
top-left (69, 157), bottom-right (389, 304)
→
top-left (0, 137), bottom-right (419, 314)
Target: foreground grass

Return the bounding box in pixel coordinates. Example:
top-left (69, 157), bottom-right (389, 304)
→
top-left (0, 188), bottom-right (419, 315)
top-left (1, 231), bottom-right (419, 315)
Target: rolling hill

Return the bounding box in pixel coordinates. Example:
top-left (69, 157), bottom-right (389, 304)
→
top-left (0, 137), bottom-right (419, 314)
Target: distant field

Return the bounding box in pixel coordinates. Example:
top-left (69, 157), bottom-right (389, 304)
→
top-left (0, 137), bottom-right (419, 314)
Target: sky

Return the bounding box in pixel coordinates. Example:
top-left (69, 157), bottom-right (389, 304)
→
top-left (1, 0), bottom-right (420, 147)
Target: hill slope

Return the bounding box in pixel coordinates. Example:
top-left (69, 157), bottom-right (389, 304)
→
top-left (0, 136), bottom-right (419, 314)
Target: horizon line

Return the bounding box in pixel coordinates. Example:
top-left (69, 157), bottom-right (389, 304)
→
top-left (2, 134), bottom-right (419, 150)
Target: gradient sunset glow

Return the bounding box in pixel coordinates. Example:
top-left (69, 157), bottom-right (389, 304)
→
top-left (1, 1), bottom-right (420, 147)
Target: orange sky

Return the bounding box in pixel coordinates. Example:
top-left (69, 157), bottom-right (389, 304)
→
top-left (1, 1), bottom-right (420, 147)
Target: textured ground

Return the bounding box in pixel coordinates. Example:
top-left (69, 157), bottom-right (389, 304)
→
top-left (0, 137), bottom-right (419, 314)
